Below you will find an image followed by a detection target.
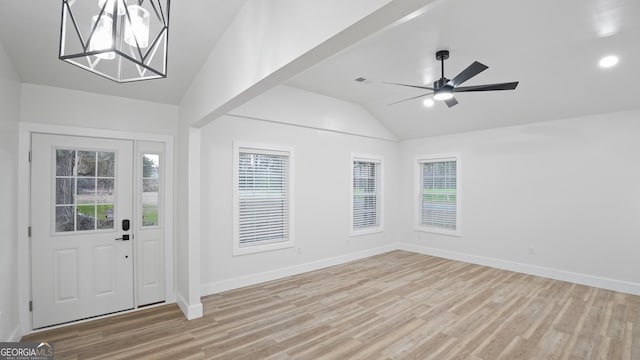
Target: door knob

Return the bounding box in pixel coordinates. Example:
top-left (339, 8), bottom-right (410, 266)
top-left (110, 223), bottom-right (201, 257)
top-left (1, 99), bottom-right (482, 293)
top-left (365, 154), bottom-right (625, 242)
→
top-left (116, 234), bottom-right (130, 241)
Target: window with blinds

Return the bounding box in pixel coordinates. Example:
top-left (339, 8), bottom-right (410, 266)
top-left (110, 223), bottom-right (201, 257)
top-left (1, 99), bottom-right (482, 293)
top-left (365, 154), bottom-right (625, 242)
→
top-left (417, 154), bottom-right (460, 235)
top-left (351, 154), bottom-right (383, 236)
top-left (234, 144), bottom-right (294, 255)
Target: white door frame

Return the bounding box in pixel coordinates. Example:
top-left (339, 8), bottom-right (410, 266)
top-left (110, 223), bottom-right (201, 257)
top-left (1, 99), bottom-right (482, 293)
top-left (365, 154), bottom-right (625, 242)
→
top-left (18, 122), bottom-right (176, 335)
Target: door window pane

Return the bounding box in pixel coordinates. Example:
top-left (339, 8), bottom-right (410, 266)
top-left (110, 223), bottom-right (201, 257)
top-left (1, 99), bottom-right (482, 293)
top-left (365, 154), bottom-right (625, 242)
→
top-left (97, 152), bottom-right (115, 177)
top-left (54, 149), bottom-right (116, 233)
top-left (97, 179), bottom-right (114, 203)
top-left (142, 154), bottom-right (160, 227)
top-left (55, 206), bottom-right (75, 232)
top-left (97, 204), bottom-right (114, 230)
top-left (77, 205), bottom-right (96, 231)
top-left (77, 178), bottom-right (96, 204)
top-left (56, 150), bottom-right (75, 176)
top-left (77, 151), bottom-right (96, 176)
top-left (56, 178), bottom-right (75, 205)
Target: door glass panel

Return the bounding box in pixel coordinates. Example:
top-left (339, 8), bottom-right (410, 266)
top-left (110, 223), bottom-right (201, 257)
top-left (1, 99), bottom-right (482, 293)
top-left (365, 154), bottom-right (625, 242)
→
top-left (54, 149), bottom-right (116, 233)
top-left (56, 178), bottom-right (75, 205)
top-left (77, 151), bottom-right (96, 176)
top-left (56, 150), bottom-right (75, 176)
top-left (55, 206), bottom-right (75, 232)
top-left (142, 154), bottom-right (160, 227)
top-left (77, 205), bottom-right (96, 231)
top-left (97, 179), bottom-right (114, 203)
top-left (97, 152), bottom-right (115, 177)
top-left (97, 204), bottom-right (114, 230)
top-left (77, 178), bottom-right (96, 204)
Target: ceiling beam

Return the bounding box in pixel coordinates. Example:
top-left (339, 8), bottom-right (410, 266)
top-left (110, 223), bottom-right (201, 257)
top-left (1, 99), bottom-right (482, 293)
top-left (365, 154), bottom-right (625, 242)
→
top-left (180, 0), bottom-right (440, 128)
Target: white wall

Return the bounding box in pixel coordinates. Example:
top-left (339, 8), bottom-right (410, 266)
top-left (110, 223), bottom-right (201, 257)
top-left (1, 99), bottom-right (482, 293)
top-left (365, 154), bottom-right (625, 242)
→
top-left (199, 89), bottom-right (399, 293)
top-left (231, 85), bottom-right (397, 141)
top-left (0, 41), bottom-right (21, 341)
top-left (20, 84), bottom-right (178, 136)
top-left (399, 110), bottom-right (640, 292)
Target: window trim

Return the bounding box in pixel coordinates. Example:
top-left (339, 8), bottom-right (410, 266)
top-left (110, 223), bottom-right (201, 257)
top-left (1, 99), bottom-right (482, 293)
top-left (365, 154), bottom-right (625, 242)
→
top-left (350, 153), bottom-right (384, 237)
top-left (414, 153), bottom-right (461, 237)
top-left (232, 141), bottom-right (295, 256)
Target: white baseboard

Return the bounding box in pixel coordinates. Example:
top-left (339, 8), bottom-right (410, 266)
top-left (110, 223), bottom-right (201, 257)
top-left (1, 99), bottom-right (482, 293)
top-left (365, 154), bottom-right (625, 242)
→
top-left (201, 244), bottom-right (397, 296)
top-left (176, 293), bottom-right (203, 320)
top-left (398, 242), bottom-right (640, 297)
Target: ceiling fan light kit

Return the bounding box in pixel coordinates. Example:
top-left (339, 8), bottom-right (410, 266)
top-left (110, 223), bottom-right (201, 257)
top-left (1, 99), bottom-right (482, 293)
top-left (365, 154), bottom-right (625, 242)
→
top-left (388, 49), bottom-right (519, 108)
top-left (59, 0), bottom-right (170, 82)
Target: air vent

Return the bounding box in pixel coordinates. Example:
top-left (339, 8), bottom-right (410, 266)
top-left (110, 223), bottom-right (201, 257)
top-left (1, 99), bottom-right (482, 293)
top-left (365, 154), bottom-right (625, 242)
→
top-left (354, 77), bottom-right (371, 84)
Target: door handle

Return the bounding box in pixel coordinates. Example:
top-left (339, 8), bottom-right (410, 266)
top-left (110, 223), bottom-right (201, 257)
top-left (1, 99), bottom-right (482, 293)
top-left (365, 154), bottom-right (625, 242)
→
top-left (116, 234), bottom-right (130, 241)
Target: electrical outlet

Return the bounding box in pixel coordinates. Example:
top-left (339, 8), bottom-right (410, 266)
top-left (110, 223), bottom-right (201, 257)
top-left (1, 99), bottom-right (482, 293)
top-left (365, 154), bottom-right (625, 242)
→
top-left (528, 246), bottom-right (535, 255)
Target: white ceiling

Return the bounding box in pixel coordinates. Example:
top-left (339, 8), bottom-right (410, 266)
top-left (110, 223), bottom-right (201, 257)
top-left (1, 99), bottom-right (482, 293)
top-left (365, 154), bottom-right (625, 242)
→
top-left (0, 0), bottom-right (248, 104)
top-left (286, 0), bottom-right (640, 139)
top-left (1, 0), bottom-right (639, 140)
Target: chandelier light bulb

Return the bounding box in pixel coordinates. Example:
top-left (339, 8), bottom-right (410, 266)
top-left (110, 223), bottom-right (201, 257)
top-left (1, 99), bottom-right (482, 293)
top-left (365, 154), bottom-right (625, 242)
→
top-left (89, 14), bottom-right (115, 60)
top-left (124, 5), bottom-right (150, 48)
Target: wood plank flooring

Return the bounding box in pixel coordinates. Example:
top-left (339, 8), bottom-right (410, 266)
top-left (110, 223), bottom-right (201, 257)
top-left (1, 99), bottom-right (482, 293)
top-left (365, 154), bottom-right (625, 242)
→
top-left (22, 251), bottom-right (640, 359)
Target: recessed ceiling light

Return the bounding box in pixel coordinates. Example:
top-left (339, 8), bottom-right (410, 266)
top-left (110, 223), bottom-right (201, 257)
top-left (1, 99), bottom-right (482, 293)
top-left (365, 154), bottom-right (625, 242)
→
top-left (599, 55), bottom-right (619, 68)
top-left (423, 98), bottom-right (434, 108)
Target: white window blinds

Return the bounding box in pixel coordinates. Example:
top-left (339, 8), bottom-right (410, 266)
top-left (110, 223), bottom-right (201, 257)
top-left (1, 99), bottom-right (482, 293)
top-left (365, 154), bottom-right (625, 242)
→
top-left (420, 158), bottom-right (458, 231)
top-left (353, 161), bottom-right (379, 230)
top-left (238, 149), bottom-right (289, 247)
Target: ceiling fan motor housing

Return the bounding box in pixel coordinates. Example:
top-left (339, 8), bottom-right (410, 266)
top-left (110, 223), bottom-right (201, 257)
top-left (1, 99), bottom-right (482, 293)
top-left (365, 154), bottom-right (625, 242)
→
top-left (434, 77), bottom-right (451, 91)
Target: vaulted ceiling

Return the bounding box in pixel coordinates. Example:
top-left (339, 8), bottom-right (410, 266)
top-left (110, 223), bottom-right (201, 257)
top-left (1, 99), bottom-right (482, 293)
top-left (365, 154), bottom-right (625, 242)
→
top-left (286, 0), bottom-right (640, 139)
top-left (1, 0), bottom-right (638, 139)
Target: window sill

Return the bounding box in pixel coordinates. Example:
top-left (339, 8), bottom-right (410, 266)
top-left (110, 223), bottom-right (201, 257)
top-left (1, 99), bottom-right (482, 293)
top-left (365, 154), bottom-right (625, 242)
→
top-left (233, 240), bottom-right (294, 256)
top-left (350, 227), bottom-right (384, 237)
top-left (414, 225), bottom-right (461, 237)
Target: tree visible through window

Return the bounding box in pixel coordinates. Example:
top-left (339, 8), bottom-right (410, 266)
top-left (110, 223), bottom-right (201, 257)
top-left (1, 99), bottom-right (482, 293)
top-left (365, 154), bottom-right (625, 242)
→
top-left (55, 149), bottom-right (115, 232)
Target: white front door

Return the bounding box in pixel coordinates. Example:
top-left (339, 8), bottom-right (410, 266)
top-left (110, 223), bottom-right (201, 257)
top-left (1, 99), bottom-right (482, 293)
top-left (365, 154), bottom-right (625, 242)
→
top-left (31, 134), bottom-right (134, 329)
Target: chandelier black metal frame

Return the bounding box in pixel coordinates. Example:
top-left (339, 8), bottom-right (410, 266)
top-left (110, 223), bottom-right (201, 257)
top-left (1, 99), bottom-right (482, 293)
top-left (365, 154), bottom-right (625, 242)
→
top-left (59, 0), bottom-right (170, 83)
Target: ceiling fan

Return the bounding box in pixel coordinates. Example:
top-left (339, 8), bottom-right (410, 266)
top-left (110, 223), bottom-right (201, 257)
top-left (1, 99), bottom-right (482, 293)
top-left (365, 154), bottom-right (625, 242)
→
top-left (387, 50), bottom-right (519, 108)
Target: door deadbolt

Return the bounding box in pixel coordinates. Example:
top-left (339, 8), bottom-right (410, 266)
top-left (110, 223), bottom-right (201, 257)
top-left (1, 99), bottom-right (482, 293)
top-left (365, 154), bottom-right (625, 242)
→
top-left (122, 219), bottom-right (130, 231)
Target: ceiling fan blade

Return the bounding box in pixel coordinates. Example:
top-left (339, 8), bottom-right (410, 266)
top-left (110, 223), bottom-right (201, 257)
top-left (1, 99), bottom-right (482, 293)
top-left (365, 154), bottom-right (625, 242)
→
top-left (385, 82), bottom-right (435, 91)
top-left (444, 97), bottom-right (459, 108)
top-left (448, 61), bottom-right (488, 87)
top-left (454, 81), bottom-right (519, 92)
top-left (388, 93), bottom-right (433, 105)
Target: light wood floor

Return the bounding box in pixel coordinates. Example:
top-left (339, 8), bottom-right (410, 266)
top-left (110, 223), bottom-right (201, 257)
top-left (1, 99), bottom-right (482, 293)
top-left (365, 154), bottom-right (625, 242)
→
top-left (23, 251), bottom-right (640, 359)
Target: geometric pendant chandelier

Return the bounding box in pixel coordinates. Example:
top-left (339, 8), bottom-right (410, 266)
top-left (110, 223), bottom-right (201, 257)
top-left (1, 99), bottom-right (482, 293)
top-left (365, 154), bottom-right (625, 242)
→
top-left (59, 0), bottom-right (170, 82)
